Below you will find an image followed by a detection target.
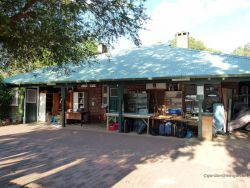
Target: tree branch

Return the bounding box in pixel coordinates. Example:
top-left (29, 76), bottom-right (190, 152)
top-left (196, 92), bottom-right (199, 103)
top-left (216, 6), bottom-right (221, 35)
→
top-left (11, 0), bottom-right (40, 22)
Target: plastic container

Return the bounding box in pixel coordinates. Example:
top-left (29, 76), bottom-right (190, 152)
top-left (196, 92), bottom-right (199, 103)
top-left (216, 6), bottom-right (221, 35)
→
top-left (167, 109), bottom-right (183, 115)
top-left (108, 123), bottom-right (119, 131)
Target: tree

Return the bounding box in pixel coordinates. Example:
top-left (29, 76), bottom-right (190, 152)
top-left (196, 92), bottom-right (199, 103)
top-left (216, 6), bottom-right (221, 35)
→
top-left (0, 0), bottom-right (148, 74)
top-left (0, 75), bottom-right (12, 119)
top-left (233, 42), bottom-right (250, 57)
top-left (169, 36), bottom-right (221, 53)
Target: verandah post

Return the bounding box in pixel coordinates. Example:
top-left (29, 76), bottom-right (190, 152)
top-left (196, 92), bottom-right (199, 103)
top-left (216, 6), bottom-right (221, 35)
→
top-left (23, 87), bottom-right (27, 124)
top-left (197, 84), bottom-right (204, 140)
top-left (61, 86), bottom-right (66, 127)
top-left (118, 84), bottom-right (124, 133)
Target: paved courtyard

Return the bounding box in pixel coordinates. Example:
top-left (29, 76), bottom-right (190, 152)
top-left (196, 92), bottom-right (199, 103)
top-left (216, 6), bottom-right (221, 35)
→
top-left (0, 124), bottom-right (249, 188)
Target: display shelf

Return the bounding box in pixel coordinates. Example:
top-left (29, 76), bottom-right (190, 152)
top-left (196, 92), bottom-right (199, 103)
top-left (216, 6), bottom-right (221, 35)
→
top-left (203, 84), bottom-right (220, 112)
top-left (184, 85), bottom-right (198, 115)
top-left (125, 92), bottom-right (148, 114)
top-left (165, 91), bottom-right (183, 109)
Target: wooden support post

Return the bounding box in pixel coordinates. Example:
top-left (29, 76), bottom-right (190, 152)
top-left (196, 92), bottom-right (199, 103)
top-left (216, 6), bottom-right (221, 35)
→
top-left (226, 98), bottom-right (232, 133)
top-left (118, 84), bottom-right (124, 133)
top-left (198, 96), bottom-right (203, 140)
top-left (23, 88), bottom-right (27, 124)
top-left (61, 86), bottom-right (66, 127)
top-left (106, 115), bottom-right (109, 131)
top-left (197, 84), bottom-right (204, 140)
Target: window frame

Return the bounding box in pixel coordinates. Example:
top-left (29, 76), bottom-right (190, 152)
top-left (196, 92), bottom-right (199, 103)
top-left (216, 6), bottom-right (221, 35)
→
top-left (10, 89), bottom-right (19, 107)
top-left (110, 87), bottom-right (118, 97)
top-left (26, 89), bottom-right (37, 104)
top-left (102, 85), bottom-right (109, 107)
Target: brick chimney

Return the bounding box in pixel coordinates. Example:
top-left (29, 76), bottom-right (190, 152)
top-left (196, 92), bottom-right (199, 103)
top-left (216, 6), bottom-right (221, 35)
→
top-left (175, 32), bottom-right (189, 48)
top-left (97, 44), bottom-right (108, 54)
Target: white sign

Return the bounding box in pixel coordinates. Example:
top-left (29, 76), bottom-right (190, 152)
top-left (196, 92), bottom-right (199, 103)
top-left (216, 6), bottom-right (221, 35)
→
top-left (197, 86), bottom-right (204, 95)
top-left (81, 84), bottom-right (88, 88)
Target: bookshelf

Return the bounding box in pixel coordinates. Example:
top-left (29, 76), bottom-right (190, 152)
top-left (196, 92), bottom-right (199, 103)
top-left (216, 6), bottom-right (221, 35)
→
top-left (125, 92), bottom-right (148, 114)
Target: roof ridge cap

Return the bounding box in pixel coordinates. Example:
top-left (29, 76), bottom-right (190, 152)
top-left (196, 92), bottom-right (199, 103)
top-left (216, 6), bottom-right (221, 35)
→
top-left (170, 46), bottom-right (250, 60)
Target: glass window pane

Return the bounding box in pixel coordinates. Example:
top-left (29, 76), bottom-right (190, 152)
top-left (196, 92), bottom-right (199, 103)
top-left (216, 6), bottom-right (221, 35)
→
top-left (110, 88), bottom-right (118, 97)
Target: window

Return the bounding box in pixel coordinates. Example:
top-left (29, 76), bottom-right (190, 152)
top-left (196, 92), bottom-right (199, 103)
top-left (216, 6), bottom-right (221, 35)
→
top-left (110, 88), bottom-right (118, 97)
top-left (10, 89), bottom-right (18, 106)
top-left (26, 89), bottom-right (37, 103)
top-left (102, 86), bottom-right (109, 107)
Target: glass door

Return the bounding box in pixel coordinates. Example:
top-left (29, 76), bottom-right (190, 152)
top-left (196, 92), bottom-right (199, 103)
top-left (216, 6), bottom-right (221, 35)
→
top-left (109, 87), bottom-right (118, 112)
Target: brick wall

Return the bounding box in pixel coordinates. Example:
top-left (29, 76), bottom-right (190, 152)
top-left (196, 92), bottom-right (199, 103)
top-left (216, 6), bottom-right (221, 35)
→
top-left (126, 84), bottom-right (146, 92)
top-left (75, 84), bottom-right (149, 122)
top-left (75, 83), bottom-right (192, 122)
top-left (76, 85), bottom-right (106, 122)
top-left (221, 82), bottom-right (239, 91)
top-left (88, 86), bottom-right (106, 122)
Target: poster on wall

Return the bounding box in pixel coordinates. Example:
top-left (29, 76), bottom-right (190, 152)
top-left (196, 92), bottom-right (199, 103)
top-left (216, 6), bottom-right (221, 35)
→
top-left (197, 86), bottom-right (204, 95)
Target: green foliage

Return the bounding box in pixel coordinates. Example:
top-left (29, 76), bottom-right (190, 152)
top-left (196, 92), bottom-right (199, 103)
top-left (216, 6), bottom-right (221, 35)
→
top-left (189, 37), bottom-right (206, 51)
top-left (169, 36), bottom-right (221, 53)
top-left (0, 0), bottom-right (148, 74)
top-left (233, 43), bottom-right (250, 57)
top-left (7, 88), bottom-right (24, 123)
top-left (0, 75), bottom-right (13, 119)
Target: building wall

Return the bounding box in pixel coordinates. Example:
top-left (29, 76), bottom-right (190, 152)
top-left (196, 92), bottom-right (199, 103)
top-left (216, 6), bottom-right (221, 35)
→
top-left (221, 82), bottom-right (239, 92)
top-left (88, 85), bottom-right (106, 122)
top-left (126, 84), bottom-right (146, 92)
top-left (76, 84), bottom-right (149, 122)
top-left (76, 85), bottom-right (106, 122)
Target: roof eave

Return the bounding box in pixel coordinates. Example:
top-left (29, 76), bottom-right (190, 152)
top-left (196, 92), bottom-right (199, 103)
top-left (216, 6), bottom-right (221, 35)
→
top-left (4, 73), bottom-right (250, 87)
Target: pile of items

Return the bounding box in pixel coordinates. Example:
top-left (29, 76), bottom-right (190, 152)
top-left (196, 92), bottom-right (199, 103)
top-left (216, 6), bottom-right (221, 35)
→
top-left (159, 121), bottom-right (193, 138)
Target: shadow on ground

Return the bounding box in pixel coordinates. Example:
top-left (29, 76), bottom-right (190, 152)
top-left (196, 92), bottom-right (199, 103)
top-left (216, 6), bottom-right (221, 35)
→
top-left (214, 131), bottom-right (250, 175)
top-left (0, 125), bottom-right (249, 187)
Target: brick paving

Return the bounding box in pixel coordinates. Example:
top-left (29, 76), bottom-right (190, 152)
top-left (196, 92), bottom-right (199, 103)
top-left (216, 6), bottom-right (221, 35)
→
top-left (0, 124), bottom-right (249, 188)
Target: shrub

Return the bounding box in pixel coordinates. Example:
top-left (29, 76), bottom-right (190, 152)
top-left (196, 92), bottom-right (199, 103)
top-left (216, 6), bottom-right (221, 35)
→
top-left (0, 75), bottom-right (13, 119)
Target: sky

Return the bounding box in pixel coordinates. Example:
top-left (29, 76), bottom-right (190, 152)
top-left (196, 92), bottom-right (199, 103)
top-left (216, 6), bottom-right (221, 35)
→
top-left (113, 0), bottom-right (250, 54)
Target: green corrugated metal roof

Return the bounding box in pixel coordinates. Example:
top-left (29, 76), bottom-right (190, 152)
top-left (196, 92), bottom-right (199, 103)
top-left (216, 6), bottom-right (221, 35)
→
top-left (4, 44), bottom-right (250, 85)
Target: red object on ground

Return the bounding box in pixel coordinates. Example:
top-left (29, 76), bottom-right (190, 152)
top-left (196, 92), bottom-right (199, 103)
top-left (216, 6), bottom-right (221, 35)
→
top-left (108, 123), bottom-right (119, 131)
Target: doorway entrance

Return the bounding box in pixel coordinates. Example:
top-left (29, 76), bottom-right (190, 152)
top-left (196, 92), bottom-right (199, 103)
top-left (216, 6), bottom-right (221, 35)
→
top-left (26, 88), bottom-right (37, 123)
